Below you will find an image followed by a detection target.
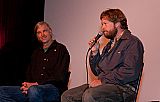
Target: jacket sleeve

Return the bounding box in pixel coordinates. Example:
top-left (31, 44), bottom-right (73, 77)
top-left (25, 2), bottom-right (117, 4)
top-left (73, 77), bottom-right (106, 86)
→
top-left (89, 50), bottom-right (101, 76)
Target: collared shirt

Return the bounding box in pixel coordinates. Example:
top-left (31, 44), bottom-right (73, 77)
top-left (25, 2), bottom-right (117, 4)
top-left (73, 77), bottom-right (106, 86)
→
top-left (109, 30), bottom-right (124, 52)
top-left (26, 40), bottom-right (70, 91)
top-left (89, 29), bottom-right (144, 89)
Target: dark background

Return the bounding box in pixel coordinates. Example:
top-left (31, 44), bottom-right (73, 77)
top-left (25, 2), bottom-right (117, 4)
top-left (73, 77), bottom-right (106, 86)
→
top-left (0, 0), bottom-right (45, 85)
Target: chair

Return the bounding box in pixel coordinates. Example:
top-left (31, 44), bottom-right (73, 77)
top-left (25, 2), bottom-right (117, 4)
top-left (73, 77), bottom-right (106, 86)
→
top-left (134, 68), bottom-right (143, 102)
top-left (125, 65), bottom-right (144, 102)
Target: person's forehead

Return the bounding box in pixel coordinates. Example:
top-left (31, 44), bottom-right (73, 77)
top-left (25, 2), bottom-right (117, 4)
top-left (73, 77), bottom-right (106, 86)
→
top-left (101, 18), bottom-right (111, 23)
top-left (37, 24), bottom-right (49, 30)
top-left (101, 16), bottom-right (110, 20)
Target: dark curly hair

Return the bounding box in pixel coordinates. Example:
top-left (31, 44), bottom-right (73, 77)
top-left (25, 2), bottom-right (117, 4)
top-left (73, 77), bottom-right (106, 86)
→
top-left (100, 9), bottom-right (128, 29)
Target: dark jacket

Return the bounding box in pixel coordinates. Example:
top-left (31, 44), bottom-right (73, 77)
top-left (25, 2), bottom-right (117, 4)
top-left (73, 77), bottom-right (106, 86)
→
top-left (89, 30), bottom-right (144, 89)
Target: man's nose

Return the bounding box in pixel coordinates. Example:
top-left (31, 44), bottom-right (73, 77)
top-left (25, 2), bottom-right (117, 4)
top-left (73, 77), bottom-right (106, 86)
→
top-left (41, 32), bottom-right (46, 37)
top-left (101, 25), bottom-right (106, 30)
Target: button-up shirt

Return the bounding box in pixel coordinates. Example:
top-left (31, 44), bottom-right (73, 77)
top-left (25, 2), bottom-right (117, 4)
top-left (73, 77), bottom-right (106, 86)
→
top-left (26, 40), bottom-right (70, 91)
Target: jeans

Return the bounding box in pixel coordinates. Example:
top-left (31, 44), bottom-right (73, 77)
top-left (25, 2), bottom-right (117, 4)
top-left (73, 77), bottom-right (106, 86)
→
top-left (61, 84), bottom-right (136, 102)
top-left (0, 84), bottom-right (60, 102)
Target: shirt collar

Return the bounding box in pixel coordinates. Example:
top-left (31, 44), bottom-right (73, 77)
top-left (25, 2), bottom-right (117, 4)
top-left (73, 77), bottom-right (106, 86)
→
top-left (118, 29), bottom-right (131, 41)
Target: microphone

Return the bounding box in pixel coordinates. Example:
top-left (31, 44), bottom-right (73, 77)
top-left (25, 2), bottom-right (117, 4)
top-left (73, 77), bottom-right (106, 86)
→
top-left (89, 32), bottom-right (103, 49)
top-left (86, 31), bottom-right (103, 84)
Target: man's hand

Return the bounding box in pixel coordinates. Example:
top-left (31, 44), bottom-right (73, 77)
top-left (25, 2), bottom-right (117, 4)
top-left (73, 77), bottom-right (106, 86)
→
top-left (88, 37), bottom-right (100, 55)
top-left (20, 82), bottom-right (38, 95)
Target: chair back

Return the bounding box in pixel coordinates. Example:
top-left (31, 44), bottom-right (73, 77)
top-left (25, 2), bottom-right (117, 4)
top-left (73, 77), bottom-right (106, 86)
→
top-left (134, 63), bottom-right (144, 102)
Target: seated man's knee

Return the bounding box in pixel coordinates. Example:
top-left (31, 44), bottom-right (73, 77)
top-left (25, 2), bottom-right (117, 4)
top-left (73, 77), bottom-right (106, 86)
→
top-left (28, 85), bottom-right (39, 95)
top-left (61, 90), bottom-right (69, 101)
top-left (82, 88), bottom-right (97, 101)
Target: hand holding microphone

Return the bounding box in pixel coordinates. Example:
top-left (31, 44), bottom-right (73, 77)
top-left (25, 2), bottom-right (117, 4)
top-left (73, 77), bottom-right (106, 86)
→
top-left (88, 32), bottom-right (103, 54)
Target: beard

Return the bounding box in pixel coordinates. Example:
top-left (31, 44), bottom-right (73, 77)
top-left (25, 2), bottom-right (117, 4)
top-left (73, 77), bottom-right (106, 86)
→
top-left (103, 27), bottom-right (117, 40)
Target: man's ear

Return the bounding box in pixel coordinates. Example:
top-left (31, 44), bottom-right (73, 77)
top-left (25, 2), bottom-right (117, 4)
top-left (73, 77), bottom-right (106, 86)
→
top-left (115, 22), bottom-right (121, 28)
